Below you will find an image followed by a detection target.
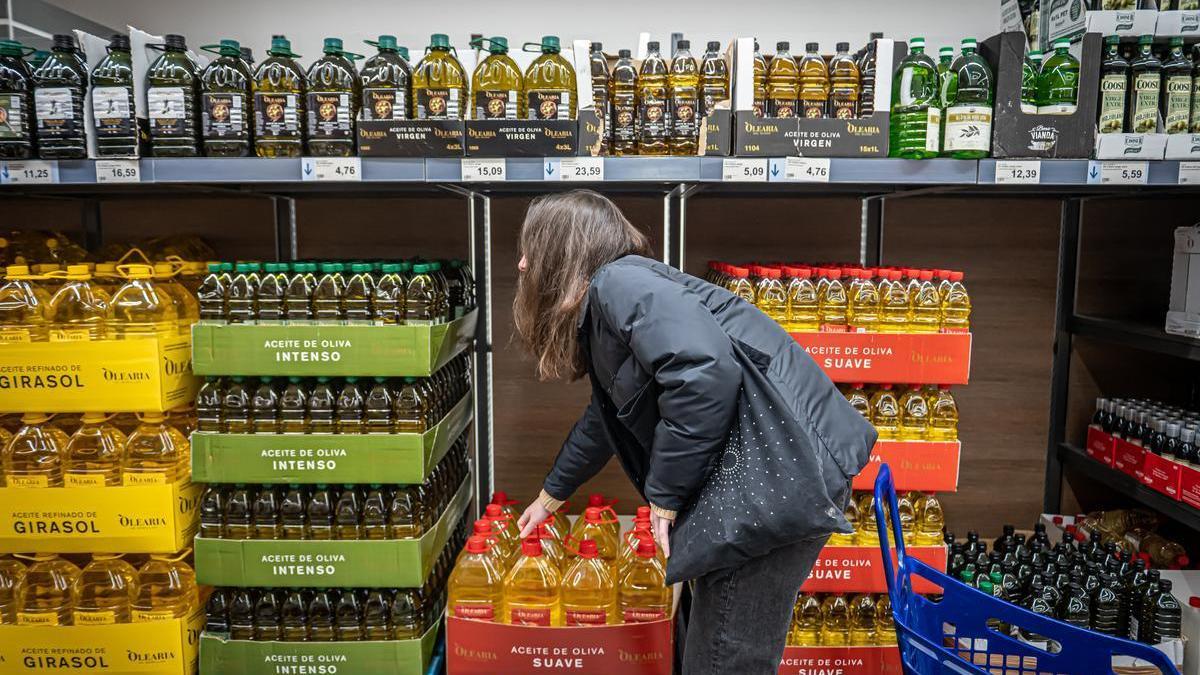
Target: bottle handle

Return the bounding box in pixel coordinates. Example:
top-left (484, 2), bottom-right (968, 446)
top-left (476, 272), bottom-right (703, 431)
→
top-left (341, 50), bottom-right (365, 61)
top-left (199, 44), bottom-right (225, 56)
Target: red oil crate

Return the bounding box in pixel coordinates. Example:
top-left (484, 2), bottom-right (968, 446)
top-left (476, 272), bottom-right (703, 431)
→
top-left (778, 645), bottom-right (903, 675)
top-left (1141, 452), bottom-right (1182, 500)
top-left (791, 332), bottom-right (972, 384)
top-left (1180, 464), bottom-right (1200, 509)
top-left (1113, 437), bottom-right (1147, 480)
top-left (802, 545), bottom-right (947, 594)
top-left (1085, 426), bottom-right (1116, 466)
top-left (853, 440), bottom-right (961, 493)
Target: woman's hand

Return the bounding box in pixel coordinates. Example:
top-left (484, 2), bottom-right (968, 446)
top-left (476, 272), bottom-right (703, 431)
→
top-left (517, 500), bottom-right (553, 539)
top-left (651, 511), bottom-right (672, 558)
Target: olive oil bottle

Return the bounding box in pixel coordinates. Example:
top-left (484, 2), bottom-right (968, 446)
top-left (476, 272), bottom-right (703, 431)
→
top-left (306, 38), bottom-right (360, 157)
top-left (146, 34), bottom-right (200, 157)
top-left (413, 33), bottom-right (467, 119)
top-left (1129, 35), bottom-right (1162, 133)
top-left (1162, 37), bottom-right (1192, 134)
top-left (699, 41), bottom-right (729, 119)
top-left (522, 36), bottom-right (577, 120)
top-left (798, 42), bottom-right (830, 118)
top-left (32, 34), bottom-right (88, 159)
top-left (766, 41), bottom-right (799, 118)
top-left (669, 40), bottom-right (699, 155)
top-left (609, 49), bottom-right (637, 155)
top-left (0, 39), bottom-right (35, 159)
top-left (253, 36), bottom-right (306, 158)
top-left (470, 37), bottom-right (522, 119)
top-left (829, 42), bottom-right (861, 119)
top-left (590, 42), bottom-right (610, 152)
top-left (1098, 35), bottom-right (1128, 134)
top-left (199, 39), bottom-right (252, 157)
top-left (752, 41), bottom-right (767, 117)
top-left (637, 41), bottom-right (669, 155)
top-left (360, 35), bottom-right (411, 121)
top-left (89, 35), bottom-right (138, 158)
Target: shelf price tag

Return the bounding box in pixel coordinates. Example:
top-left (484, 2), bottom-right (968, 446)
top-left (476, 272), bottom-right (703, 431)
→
top-left (95, 159), bottom-right (141, 183)
top-left (301, 157), bottom-right (361, 182)
top-left (781, 157), bottom-right (831, 182)
top-left (1, 160), bottom-right (58, 185)
top-left (557, 157), bottom-right (604, 181)
top-left (1178, 161), bottom-right (1200, 185)
top-left (721, 158), bottom-right (768, 182)
top-left (461, 158), bottom-right (505, 182)
top-left (1089, 160), bottom-right (1148, 185)
top-left (993, 160), bottom-right (1040, 184)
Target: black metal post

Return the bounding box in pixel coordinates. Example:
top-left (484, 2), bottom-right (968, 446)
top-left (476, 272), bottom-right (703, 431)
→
top-left (273, 196), bottom-right (297, 261)
top-left (81, 199), bottom-right (103, 251)
top-left (469, 191), bottom-right (494, 518)
top-left (1043, 198), bottom-right (1082, 513)
top-left (862, 196), bottom-right (884, 267)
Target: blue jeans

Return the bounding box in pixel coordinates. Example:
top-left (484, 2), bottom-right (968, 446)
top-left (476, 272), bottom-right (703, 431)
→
top-left (682, 535), bottom-right (830, 674)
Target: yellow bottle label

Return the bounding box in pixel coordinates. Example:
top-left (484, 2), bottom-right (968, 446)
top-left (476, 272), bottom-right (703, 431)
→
top-left (74, 609), bottom-right (118, 625)
top-left (17, 611), bottom-right (60, 626)
top-left (123, 472), bottom-right (168, 486)
top-left (0, 330), bottom-right (31, 344)
top-left (132, 608), bottom-right (179, 623)
top-left (50, 328), bottom-right (91, 342)
top-left (65, 472), bottom-right (108, 488)
top-left (7, 474), bottom-right (50, 488)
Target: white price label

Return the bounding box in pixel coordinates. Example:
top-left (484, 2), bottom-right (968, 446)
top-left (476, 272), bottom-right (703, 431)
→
top-left (462, 158), bottom-right (506, 182)
top-left (558, 157), bottom-right (604, 181)
top-left (782, 157), bottom-right (831, 182)
top-left (94, 159), bottom-right (141, 183)
top-left (1179, 162), bottom-right (1200, 185)
top-left (1, 160), bottom-right (58, 185)
top-left (1089, 160), bottom-right (1148, 185)
top-left (722, 158), bottom-right (768, 182)
top-left (994, 160), bottom-right (1040, 184)
top-left (302, 157), bottom-right (361, 182)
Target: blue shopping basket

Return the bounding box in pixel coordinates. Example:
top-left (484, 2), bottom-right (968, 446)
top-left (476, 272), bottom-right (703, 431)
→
top-left (872, 464), bottom-right (1182, 675)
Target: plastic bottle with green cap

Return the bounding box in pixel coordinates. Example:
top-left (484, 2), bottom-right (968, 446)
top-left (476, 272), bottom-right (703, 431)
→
top-left (942, 38), bottom-right (993, 159)
top-left (253, 35), bottom-right (305, 157)
top-left (936, 46), bottom-right (954, 108)
top-left (309, 378), bottom-right (336, 434)
top-left (256, 262), bottom-right (286, 323)
top-left (344, 262), bottom-right (375, 324)
top-left (147, 34), bottom-right (200, 157)
top-left (0, 39), bottom-right (35, 159)
top-left (335, 378), bottom-right (366, 435)
top-left (89, 35), bottom-right (138, 158)
top-left (406, 263), bottom-right (437, 325)
top-left (284, 262), bottom-right (315, 323)
top-left (199, 39), bottom-right (252, 157)
top-left (32, 34), bottom-right (89, 159)
top-left (470, 36), bottom-right (522, 119)
top-left (252, 377), bottom-right (281, 434)
top-left (1036, 37), bottom-right (1079, 115)
top-left (306, 37), bottom-right (361, 157)
top-left (313, 262), bottom-right (346, 322)
top-left (413, 33), bottom-right (467, 119)
top-left (373, 262), bottom-right (406, 325)
top-left (888, 37), bottom-right (940, 159)
top-left (360, 35), bottom-right (412, 121)
top-left (225, 262), bottom-right (259, 324)
top-left (522, 35), bottom-right (577, 120)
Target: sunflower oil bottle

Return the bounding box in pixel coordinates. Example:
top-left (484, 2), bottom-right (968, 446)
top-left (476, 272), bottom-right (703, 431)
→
top-left (146, 34), bottom-right (200, 157)
top-left (471, 37), bottom-right (522, 119)
top-left (870, 385), bottom-right (900, 440)
top-left (898, 384), bottom-right (930, 440)
top-left (928, 386), bottom-right (959, 440)
top-left (0, 39), bottom-right (35, 159)
top-left (766, 42), bottom-right (800, 118)
top-left (360, 35), bottom-right (411, 122)
top-left (47, 264), bottom-right (106, 341)
top-left (754, 267), bottom-right (787, 324)
top-left (784, 267), bottom-right (819, 331)
top-left (638, 41), bottom-right (670, 155)
top-left (522, 36), bottom-right (576, 120)
top-left (413, 34), bottom-right (467, 119)
top-left (752, 42), bottom-right (768, 117)
top-left (799, 42), bottom-right (830, 118)
top-left (818, 269), bottom-right (848, 331)
top-left (0, 265), bottom-right (49, 343)
top-left (700, 41), bottom-right (729, 119)
top-left (848, 593), bottom-right (877, 645)
top-left (90, 35), bottom-right (138, 158)
top-left (830, 42), bottom-right (861, 118)
top-left (610, 50), bottom-right (638, 155)
top-left (792, 594), bottom-right (822, 645)
top-left (306, 38), bottom-right (360, 157)
top-left (0, 555), bottom-right (26, 623)
top-left (942, 38), bottom-right (994, 158)
top-left (848, 270), bottom-right (880, 332)
top-left (669, 40), bottom-right (700, 155)
top-left (32, 34), bottom-right (88, 159)
top-left (913, 492), bottom-right (945, 545)
top-left (449, 535), bottom-right (504, 621)
top-left (4, 414), bottom-right (68, 487)
top-left (132, 553), bottom-right (195, 622)
top-left (590, 42), bottom-right (609, 152)
top-left (64, 413), bottom-right (125, 487)
top-left (121, 412), bottom-right (188, 485)
top-left (889, 38), bottom-right (940, 158)
top-left (569, 507), bottom-right (620, 570)
top-left (820, 594), bottom-right (850, 646)
top-left (617, 536), bottom-right (668, 622)
top-left (253, 36), bottom-right (306, 158)
top-left (503, 536), bottom-right (562, 625)
top-left (875, 593), bottom-right (897, 644)
top-left (16, 553), bottom-right (78, 625)
top-left (909, 270), bottom-right (941, 332)
top-left (152, 262), bottom-right (199, 333)
top-left (561, 538), bottom-right (617, 625)
top-left (72, 554), bottom-right (137, 624)
top-left (199, 39), bottom-right (252, 157)
top-left (107, 264), bottom-right (178, 337)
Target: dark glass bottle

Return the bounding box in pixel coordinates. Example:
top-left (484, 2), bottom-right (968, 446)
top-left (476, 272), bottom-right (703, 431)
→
top-left (1151, 579), bottom-right (1182, 642)
top-left (1098, 36), bottom-right (1129, 134)
top-left (306, 38), bottom-right (360, 157)
top-left (859, 32), bottom-right (884, 117)
top-left (146, 34), bottom-right (200, 156)
top-left (636, 41), bottom-right (669, 155)
top-left (0, 39), bottom-right (35, 159)
top-left (254, 36), bottom-right (306, 157)
top-left (1128, 35), bottom-right (1162, 134)
top-left (360, 35), bottom-right (411, 121)
top-left (699, 41), bottom-right (729, 120)
top-left (32, 34), bottom-right (88, 158)
top-left (1162, 37), bottom-right (1192, 135)
top-left (90, 35), bottom-right (138, 157)
top-left (199, 39), bottom-right (252, 157)
top-left (589, 42), bottom-right (609, 153)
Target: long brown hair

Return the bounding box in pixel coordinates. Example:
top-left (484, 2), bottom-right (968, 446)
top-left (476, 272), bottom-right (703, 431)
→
top-left (514, 190), bottom-right (652, 381)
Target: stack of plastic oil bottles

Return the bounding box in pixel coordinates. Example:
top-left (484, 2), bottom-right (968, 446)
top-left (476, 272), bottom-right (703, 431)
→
top-left (831, 490), bottom-right (948, 548)
top-left (447, 493), bottom-right (671, 626)
top-left (841, 382), bottom-right (959, 442)
top-left (786, 592), bottom-right (897, 647)
top-left (705, 262), bottom-right (970, 334)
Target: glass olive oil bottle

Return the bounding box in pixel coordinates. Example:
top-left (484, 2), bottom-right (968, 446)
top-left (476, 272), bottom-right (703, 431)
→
top-left (0, 39), bottom-right (36, 159)
top-left (199, 39), bottom-right (252, 157)
top-left (669, 40), bottom-right (699, 155)
top-left (1129, 35), bottom-right (1162, 133)
top-left (1098, 35), bottom-right (1128, 134)
top-left (90, 35), bottom-right (138, 158)
top-left (523, 36), bottom-right (577, 120)
top-left (590, 42), bottom-right (609, 153)
top-left (609, 49), bottom-right (637, 155)
top-left (146, 34), bottom-right (200, 157)
top-left (33, 34), bottom-right (88, 159)
top-left (360, 35), bottom-right (411, 121)
top-left (637, 41), bottom-right (669, 154)
top-left (254, 36), bottom-right (306, 157)
top-left (306, 38), bottom-right (360, 157)
top-left (1162, 37), bottom-right (1192, 134)
top-left (470, 37), bottom-right (522, 119)
top-left (413, 33), bottom-right (467, 119)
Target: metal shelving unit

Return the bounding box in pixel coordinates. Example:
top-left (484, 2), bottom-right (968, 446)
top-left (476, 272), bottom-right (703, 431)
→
top-left (1056, 443), bottom-right (1200, 532)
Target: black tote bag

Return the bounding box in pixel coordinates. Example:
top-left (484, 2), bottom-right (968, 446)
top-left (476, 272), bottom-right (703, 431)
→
top-left (665, 340), bottom-right (858, 584)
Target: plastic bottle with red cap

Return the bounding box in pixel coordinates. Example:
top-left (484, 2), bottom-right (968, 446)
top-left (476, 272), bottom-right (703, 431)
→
top-left (754, 266), bottom-right (787, 324)
top-left (848, 268), bottom-right (880, 332)
top-left (568, 506), bottom-right (619, 570)
top-left (910, 269), bottom-right (942, 333)
top-left (447, 535), bottom-right (505, 622)
top-left (484, 503), bottom-right (519, 564)
top-left (942, 270), bottom-right (971, 332)
top-left (561, 538), bottom-right (617, 625)
top-left (782, 266), bottom-right (819, 332)
top-left (726, 266), bottom-right (756, 303)
top-left (585, 492), bottom-right (621, 541)
top-left (818, 268), bottom-right (849, 331)
top-left (501, 536), bottom-right (562, 626)
top-left (879, 268), bottom-right (910, 332)
top-left (618, 533), bottom-right (670, 623)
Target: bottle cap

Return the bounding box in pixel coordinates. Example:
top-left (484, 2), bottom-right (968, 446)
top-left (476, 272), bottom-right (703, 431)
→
top-left (323, 37), bottom-right (344, 54)
top-left (350, 262), bottom-right (372, 273)
top-left (940, 47), bottom-right (954, 56)
top-left (20, 412), bottom-right (52, 424)
top-left (618, 49), bottom-right (632, 58)
top-left (919, 270), bottom-right (934, 281)
top-left (65, 263), bottom-right (91, 279)
top-left (486, 36), bottom-right (508, 54)
top-left (636, 505), bottom-right (651, 520)
top-left (466, 535), bottom-right (490, 554)
top-left (647, 41), bottom-right (660, 51)
top-left (370, 35), bottom-right (398, 52)
top-left (109, 35), bottom-right (132, 51)
top-left (962, 38), bottom-right (977, 49)
top-left (1055, 37), bottom-right (1073, 49)
top-left (578, 538), bottom-right (599, 558)
top-left (397, 46), bottom-right (410, 61)
top-left (636, 534), bottom-right (658, 558)
top-left (123, 264), bottom-right (154, 279)
top-left (707, 41), bottom-right (721, 52)
top-left (584, 506), bottom-right (603, 522)
top-left (776, 41), bottom-right (790, 51)
top-left (484, 503), bottom-right (503, 517)
top-left (1171, 36), bottom-right (1184, 46)
top-left (806, 42), bottom-right (819, 52)
top-left (430, 33), bottom-right (451, 50)
top-left (0, 40), bottom-right (28, 57)
top-left (910, 37), bottom-right (926, 49)
top-left (590, 41), bottom-right (603, 52)
top-left (491, 491), bottom-right (511, 505)
top-left (536, 35), bottom-right (561, 53)
top-left (521, 536), bottom-right (543, 557)
top-left (588, 493), bottom-right (607, 507)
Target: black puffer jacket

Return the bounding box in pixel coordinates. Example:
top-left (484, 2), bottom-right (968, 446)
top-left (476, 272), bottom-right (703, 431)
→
top-left (543, 255), bottom-right (874, 516)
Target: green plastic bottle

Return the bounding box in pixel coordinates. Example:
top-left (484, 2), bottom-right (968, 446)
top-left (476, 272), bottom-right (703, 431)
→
top-left (146, 34), bottom-right (200, 157)
top-left (32, 34), bottom-right (88, 159)
top-left (360, 35), bottom-right (411, 121)
top-left (307, 485), bottom-right (335, 540)
top-left (1162, 37), bottom-right (1191, 134)
top-left (89, 35), bottom-right (138, 158)
top-left (470, 37), bottom-right (522, 119)
top-left (0, 39), bottom-right (35, 159)
top-left (522, 35), bottom-right (577, 120)
top-left (199, 39), bottom-right (252, 157)
top-left (1021, 50), bottom-right (1042, 113)
top-left (936, 46), bottom-right (955, 108)
top-left (405, 263), bottom-right (438, 324)
top-left (253, 36), bottom-right (305, 157)
top-left (1036, 38), bottom-right (1079, 115)
top-left (942, 38), bottom-right (993, 159)
top-left (335, 377), bottom-right (365, 434)
top-left (373, 263), bottom-right (406, 325)
top-left (308, 377), bottom-right (336, 434)
top-left (279, 485), bottom-right (307, 540)
top-left (343, 262), bottom-right (374, 324)
top-left (279, 377), bottom-right (308, 433)
top-left (313, 262), bottom-right (346, 322)
top-left (306, 38), bottom-right (360, 157)
top-left (1129, 35), bottom-right (1161, 133)
top-left (412, 33), bottom-right (467, 119)
top-left (889, 37), bottom-right (940, 159)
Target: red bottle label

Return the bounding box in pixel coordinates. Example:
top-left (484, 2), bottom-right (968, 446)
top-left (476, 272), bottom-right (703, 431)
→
top-left (564, 608), bottom-right (607, 626)
top-left (510, 607), bottom-right (551, 626)
top-left (622, 607), bottom-right (666, 623)
top-left (454, 603), bottom-right (494, 621)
